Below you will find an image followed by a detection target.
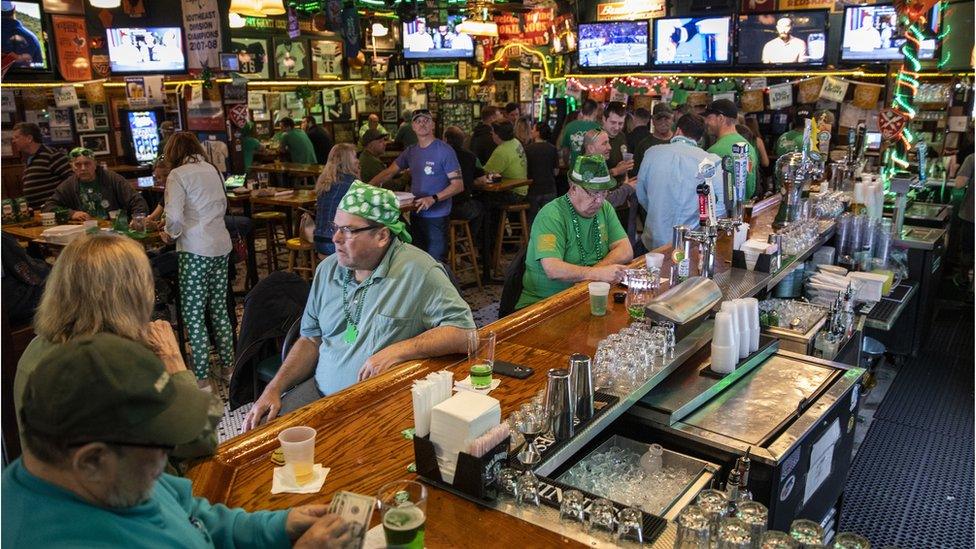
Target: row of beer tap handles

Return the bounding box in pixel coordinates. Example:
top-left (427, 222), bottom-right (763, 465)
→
top-left (695, 143), bottom-right (749, 232)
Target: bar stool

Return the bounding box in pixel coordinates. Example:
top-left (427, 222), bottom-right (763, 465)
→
top-left (448, 219), bottom-right (482, 290)
top-left (252, 211), bottom-right (288, 273)
top-left (285, 237), bottom-right (317, 281)
top-left (492, 203), bottom-right (530, 278)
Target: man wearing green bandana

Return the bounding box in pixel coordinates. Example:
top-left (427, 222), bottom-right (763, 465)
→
top-left (243, 181), bottom-right (475, 429)
top-left (42, 147), bottom-right (147, 221)
top-left (516, 156), bottom-right (634, 310)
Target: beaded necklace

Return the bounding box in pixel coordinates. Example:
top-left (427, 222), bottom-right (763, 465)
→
top-left (340, 270), bottom-right (377, 343)
top-left (564, 194), bottom-right (603, 266)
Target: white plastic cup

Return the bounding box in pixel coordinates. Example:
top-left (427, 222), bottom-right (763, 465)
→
top-left (734, 300), bottom-right (750, 359)
top-left (83, 220), bottom-right (98, 230)
top-left (278, 426), bottom-right (316, 485)
top-left (743, 298), bottom-right (760, 353)
top-left (720, 301), bottom-right (743, 360)
top-left (40, 212), bottom-right (56, 226)
top-left (711, 343), bottom-right (738, 374)
top-left (645, 252), bottom-right (665, 270)
top-left (588, 282), bottom-right (611, 316)
top-left (711, 313), bottom-right (738, 375)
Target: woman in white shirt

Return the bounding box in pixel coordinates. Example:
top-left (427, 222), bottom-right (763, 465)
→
top-left (162, 132), bottom-right (234, 389)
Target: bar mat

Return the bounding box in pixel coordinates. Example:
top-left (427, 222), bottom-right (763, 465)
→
top-left (527, 392), bottom-right (619, 467)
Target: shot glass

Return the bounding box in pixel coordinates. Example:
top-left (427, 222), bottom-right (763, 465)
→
top-left (588, 282), bottom-right (611, 316)
top-left (277, 426), bottom-right (316, 485)
top-left (675, 504), bottom-right (711, 548)
top-left (586, 498), bottom-right (616, 536)
top-left (717, 517), bottom-right (752, 549)
top-left (789, 519), bottom-right (824, 548)
top-left (558, 489), bottom-right (586, 524)
top-left (645, 252), bottom-right (665, 271)
top-left (516, 471), bottom-right (540, 506)
top-left (616, 506), bottom-right (644, 544)
top-left (496, 467), bottom-right (519, 498)
top-left (760, 531), bottom-right (799, 548)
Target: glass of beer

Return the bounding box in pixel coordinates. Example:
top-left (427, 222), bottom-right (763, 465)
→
top-left (277, 426), bottom-right (316, 485)
top-left (378, 480), bottom-right (427, 549)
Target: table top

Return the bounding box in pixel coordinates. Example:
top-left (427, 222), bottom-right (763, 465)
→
top-left (2, 218), bottom-right (162, 247)
top-left (250, 162), bottom-right (324, 178)
top-left (247, 189), bottom-right (318, 209)
top-left (474, 178), bottom-right (532, 193)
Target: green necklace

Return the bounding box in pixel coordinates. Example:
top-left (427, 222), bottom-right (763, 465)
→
top-left (565, 195), bottom-right (603, 266)
top-left (340, 270), bottom-right (377, 343)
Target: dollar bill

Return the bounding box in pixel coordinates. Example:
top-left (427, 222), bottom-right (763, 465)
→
top-left (329, 491), bottom-right (376, 548)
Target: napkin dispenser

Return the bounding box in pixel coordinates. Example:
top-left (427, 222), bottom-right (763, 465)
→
top-left (413, 435), bottom-right (510, 501)
top-left (645, 277), bottom-right (722, 341)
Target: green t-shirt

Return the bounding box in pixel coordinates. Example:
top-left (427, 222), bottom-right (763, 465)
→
top-left (241, 136), bottom-right (261, 174)
top-left (359, 150), bottom-right (387, 185)
top-left (708, 133), bottom-right (760, 200)
top-left (281, 129), bottom-right (318, 164)
top-left (775, 129), bottom-right (804, 157)
top-left (560, 119), bottom-right (602, 168)
top-left (516, 196), bottom-right (627, 309)
top-left (483, 138), bottom-right (528, 196)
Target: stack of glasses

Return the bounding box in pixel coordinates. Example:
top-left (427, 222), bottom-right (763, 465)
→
top-left (592, 321), bottom-right (675, 393)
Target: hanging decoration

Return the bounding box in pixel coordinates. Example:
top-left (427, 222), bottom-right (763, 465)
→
top-left (819, 76), bottom-right (850, 103)
top-left (767, 83), bottom-right (793, 110)
top-left (797, 76), bottom-right (823, 104)
top-left (852, 81), bottom-right (884, 110)
top-left (740, 89), bottom-right (765, 113)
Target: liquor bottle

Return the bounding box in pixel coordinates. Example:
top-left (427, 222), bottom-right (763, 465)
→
top-left (724, 464), bottom-right (742, 516)
top-left (738, 451), bottom-right (753, 503)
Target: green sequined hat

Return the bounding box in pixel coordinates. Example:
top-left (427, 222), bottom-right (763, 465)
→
top-left (569, 155), bottom-right (615, 191)
top-left (338, 181), bottom-right (412, 243)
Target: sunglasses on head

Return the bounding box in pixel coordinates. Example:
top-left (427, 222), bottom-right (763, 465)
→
top-left (69, 147), bottom-right (94, 159)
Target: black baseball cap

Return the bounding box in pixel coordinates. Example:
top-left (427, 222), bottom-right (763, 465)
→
top-left (652, 103), bottom-right (673, 119)
top-left (703, 99), bottom-right (738, 119)
top-left (361, 128), bottom-right (386, 146)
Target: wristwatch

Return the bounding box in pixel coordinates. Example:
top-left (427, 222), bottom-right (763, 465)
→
top-left (431, 194), bottom-right (439, 203)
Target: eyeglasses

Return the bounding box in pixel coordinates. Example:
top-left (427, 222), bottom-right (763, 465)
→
top-left (329, 222), bottom-right (382, 237)
top-left (576, 186), bottom-right (609, 201)
top-left (69, 147), bottom-right (94, 159)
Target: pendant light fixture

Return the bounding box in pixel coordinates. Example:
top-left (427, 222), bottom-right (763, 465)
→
top-left (259, 0), bottom-right (286, 16)
top-left (89, 0), bottom-right (121, 8)
top-left (229, 12), bottom-right (246, 28)
top-left (229, 0), bottom-right (263, 17)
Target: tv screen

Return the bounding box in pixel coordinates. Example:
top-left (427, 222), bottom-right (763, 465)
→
top-left (840, 4), bottom-right (938, 61)
top-left (402, 15), bottom-right (473, 60)
top-left (654, 16), bottom-right (732, 66)
top-left (106, 27), bottom-right (186, 74)
top-left (124, 110), bottom-right (161, 164)
top-left (736, 10), bottom-right (828, 66)
top-left (2, 0), bottom-right (49, 70)
top-left (577, 21), bottom-right (649, 69)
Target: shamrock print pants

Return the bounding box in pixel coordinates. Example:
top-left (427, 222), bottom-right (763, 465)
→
top-left (178, 252), bottom-right (235, 379)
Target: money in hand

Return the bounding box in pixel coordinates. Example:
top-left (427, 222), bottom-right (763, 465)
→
top-left (330, 491), bottom-right (376, 548)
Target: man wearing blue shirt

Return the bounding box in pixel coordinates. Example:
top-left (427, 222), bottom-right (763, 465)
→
top-left (369, 109), bottom-right (464, 261)
top-left (636, 113), bottom-right (726, 253)
top-left (5, 334), bottom-right (353, 548)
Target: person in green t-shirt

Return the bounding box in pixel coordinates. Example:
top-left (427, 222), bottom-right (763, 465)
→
top-left (774, 109), bottom-right (810, 158)
top-left (559, 98), bottom-right (602, 170)
top-left (240, 122), bottom-right (264, 175)
top-left (704, 99), bottom-right (760, 200)
top-left (516, 155), bottom-right (634, 310)
top-left (278, 117), bottom-right (318, 165)
top-left (480, 121), bottom-right (528, 197)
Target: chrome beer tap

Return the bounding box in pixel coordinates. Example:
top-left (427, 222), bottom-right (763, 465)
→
top-left (774, 120), bottom-right (826, 229)
top-left (678, 158), bottom-right (741, 279)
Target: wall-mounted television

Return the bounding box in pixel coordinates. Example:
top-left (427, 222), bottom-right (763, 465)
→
top-left (840, 3), bottom-right (939, 62)
top-left (577, 21), bottom-right (650, 70)
top-left (106, 27), bottom-right (186, 74)
top-left (120, 108), bottom-right (163, 165)
top-left (2, 0), bottom-right (50, 70)
top-left (653, 16), bottom-right (732, 66)
top-left (736, 10), bottom-right (828, 66)
top-left (402, 15), bottom-right (473, 60)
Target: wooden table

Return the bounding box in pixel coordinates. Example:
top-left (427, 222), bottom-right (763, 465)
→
top-left (249, 162), bottom-right (324, 179)
top-left (474, 178), bottom-right (532, 193)
top-left (2, 220), bottom-right (162, 250)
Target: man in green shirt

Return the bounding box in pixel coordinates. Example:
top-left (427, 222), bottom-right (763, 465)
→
top-left (244, 182), bottom-right (475, 428)
top-left (603, 101), bottom-right (634, 182)
top-left (516, 155), bottom-right (633, 310)
top-left (774, 109), bottom-right (810, 157)
top-left (358, 113), bottom-right (389, 140)
top-left (480, 121), bottom-right (528, 198)
top-left (6, 333), bottom-right (353, 548)
top-left (359, 128), bottom-right (388, 185)
top-left (704, 99), bottom-right (760, 200)
top-left (278, 117), bottom-right (318, 165)
top-left (240, 121), bottom-right (264, 175)
top-left (559, 98), bottom-right (602, 170)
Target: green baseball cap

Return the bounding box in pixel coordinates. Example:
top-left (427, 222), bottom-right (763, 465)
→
top-left (569, 155), bottom-right (615, 191)
top-left (21, 334), bottom-right (212, 448)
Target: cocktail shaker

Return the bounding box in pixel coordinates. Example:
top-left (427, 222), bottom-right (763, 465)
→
top-left (568, 354), bottom-right (594, 422)
top-left (545, 368), bottom-right (575, 441)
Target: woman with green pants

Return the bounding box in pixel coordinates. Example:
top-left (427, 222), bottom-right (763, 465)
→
top-left (162, 132), bottom-right (235, 389)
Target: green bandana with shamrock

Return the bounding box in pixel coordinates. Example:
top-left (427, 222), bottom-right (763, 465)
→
top-left (338, 180), bottom-right (412, 243)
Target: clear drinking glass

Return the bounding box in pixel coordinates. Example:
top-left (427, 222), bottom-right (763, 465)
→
top-left (737, 500), bottom-right (769, 546)
top-left (675, 504), bottom-right (711, 548)
top-left (377, 480), bottom-right (427, 549)
top-left (717, 517), bottom-right (753, 549)
top-left (496, 467), bottom-right (519, 497)
top-left (698, 489), bottom-right (731, 541)
top-left (516, 471), bottom-right (540, 506)
top-left (616, 506), bottom-right (644, 544)
top-left (831, 532), bottom-right (871, 549)
top-left (559, 489), bottom-right (586, 524)
top-left (586, 498), bottom-right (617, 535)
top-left (467, 330), bottom-right (495, 389)
top-left (790, 519), bottom-right (824, 548)
top-left (761, 531), bottom-right (799, 548)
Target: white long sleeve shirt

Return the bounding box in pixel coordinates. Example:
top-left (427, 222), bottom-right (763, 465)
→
top-left (164, 156), bottom-right (232, 257)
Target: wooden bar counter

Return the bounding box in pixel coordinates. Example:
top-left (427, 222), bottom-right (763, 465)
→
top-left (186, 202), bottom-right (783, 545)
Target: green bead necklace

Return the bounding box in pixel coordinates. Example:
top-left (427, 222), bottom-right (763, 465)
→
top-left (341, 270), bottom-right (377, 343)
top-left (564, 195), bottom-right (603, 266)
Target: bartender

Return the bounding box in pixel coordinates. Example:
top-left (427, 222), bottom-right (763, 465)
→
top-left (516, 155), bottom-right (633, 310)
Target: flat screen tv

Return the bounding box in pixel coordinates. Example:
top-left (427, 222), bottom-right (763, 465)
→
top-left (840, 3), bottom-right (939, 62)
top-left (106, 27), bottom-right (186, 74)
top-left (121, 108), bottom-right (163, 165)
top-left (577, 21), bottom-right (650, 70)
top-left (402, 15), bottom-right (473, 60)
top-left (736, 10), bottom-right (828, 66)
top-left (2, 0), bottom-right (49, 70)
top-left (653, 16), bottom-right (732, 66)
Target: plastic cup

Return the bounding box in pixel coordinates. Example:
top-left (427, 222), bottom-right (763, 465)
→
top-left (720, 301), bottom-right (743, 359)
top-left (742, 297), bottom-right (760, 353)
top-left (83, 220), bottom-right (99, 231)
top-left (40, 212), bottom-right (56, 226)
top-left (277, 426), bottom-right (316, 485)
top-left (645, 252), bottom-right (665, 270)
top-left (734, 300), bottom-right (751, 359)
top-left (588, 282), bottom-right (611, 316)
top-left (711, 312), bottom-right (738, 374)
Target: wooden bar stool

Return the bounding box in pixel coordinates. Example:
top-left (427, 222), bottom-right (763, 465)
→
top-left (252, 211), bottom-right (288, 273)
top-left (448, 219), bottom-right (482, 290)
top-left (285, 237), bottom-right (317, 281)
top-left (492, 202), bottom-right (530, 278)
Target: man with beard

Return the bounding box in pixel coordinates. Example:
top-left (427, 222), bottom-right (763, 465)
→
top-left (762, 17), bottom-right (807, 64)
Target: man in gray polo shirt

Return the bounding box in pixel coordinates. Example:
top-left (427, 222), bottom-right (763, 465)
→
top-left (243, 181), bottom-right (474, 430)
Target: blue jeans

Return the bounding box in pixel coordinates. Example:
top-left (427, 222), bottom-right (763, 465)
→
top-left (411, 215), bottom-right (449, 262)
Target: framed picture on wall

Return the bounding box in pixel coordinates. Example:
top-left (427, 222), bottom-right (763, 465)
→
top-left (50, 126), bottom-right (73, 144)
top-left (272, 38), bottom-right (309, 79)
top-left (80, 133), bottom-right (110, 155)
top-left (73, 107), bottom-right (94, 131)
top-left (310, 40), bottom-right (343, 79)
top-left (230, 37), bottom-right (271, 80)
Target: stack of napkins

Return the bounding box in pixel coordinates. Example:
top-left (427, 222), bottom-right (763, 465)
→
top-left (394, 192), bottom-right (415, 207)
top-left (741, 239), bottom-right (774, 270)
top-left (411, 370), bottom-right (453, 438)
top-left (429, 391), bottom-right (500, 484)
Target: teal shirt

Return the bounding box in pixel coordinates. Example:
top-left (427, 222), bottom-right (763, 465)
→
top-left (2, 459), bottom-right (290, 548)
top-left (707, 133), bottom-right (760, 200)
top-left (281, 129), bottom-right (318, 164)
top-left (301, 239), bottom-right (476, 395)
top-left (516, 197), bottom-right (627, 310)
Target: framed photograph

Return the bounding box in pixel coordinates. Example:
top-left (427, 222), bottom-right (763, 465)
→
top-left (230, 37), bottom-right (270, 80)
top-left (272, 38), bottom-right (309, 79)
top-left (310, 40), bottom-right (343, 79)
top-left (2, 130), bottom-right (13, 156)
top-left (91, 103), bottom-right (107, 116)
top-left (50, 107), bottom-right (72, 128)
top-left (49, 126), bottom-right (73, 144)
top-left (365, 20), bottom-right (399, 52)
top-left (73, 107), bottom-right (94, 131)
top-left (93, 115), bottom-right (109, 130)
top-left (80, 133), bottom-right (110, 156)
